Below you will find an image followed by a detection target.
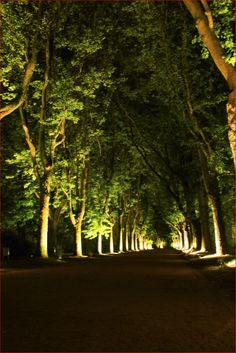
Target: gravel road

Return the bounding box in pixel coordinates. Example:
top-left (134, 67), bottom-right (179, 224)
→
top-left (1, 249), bottom-right (235, 352)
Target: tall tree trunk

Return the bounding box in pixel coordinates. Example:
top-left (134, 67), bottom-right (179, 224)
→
top-left (198, 148), bottom-right (227, 254)
top-left (97, 233), bottom-right (102, 255)
top-left (198, 179), bottom-right (215, 253)
top-left (125, 214), bottom-right (130, 251)
top-left (182, 222), bottom-right (190, 251)
top-left (74, 159), bottom-right (89, 257)
top-left (139, 234), bottom-right (144, 251)
top-left (178, 228), bottom-right (184, 250)
top-left (183, 0), bottom-right (236, 238)
top-left (119, 212), bottom-right (124, 253)
top-left (131, 203), bottom-right (139, 251)
top-left (75, 217), bottom-right (83, 257)
top-left (135, 234), bottom-right (139, 251)
top-left (206, 172), bottom-right (226, 255)
top-left (131, 218), bottom-right (136, 251)
top-left (109, 226), bottom-right (114, 254)
top-left (210, 197), bottom-right (223, 255)
top-left (48, 208), bottom-right (61, 255)
top-left (38, 171), bottom-right (51, 258)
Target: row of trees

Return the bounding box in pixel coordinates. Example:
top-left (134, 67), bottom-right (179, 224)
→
top-left (1, 1), bottom-right (235, 258)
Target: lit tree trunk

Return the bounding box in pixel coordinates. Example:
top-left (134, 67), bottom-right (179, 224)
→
top-left (97, 233), bottom-right (102, 255)
top-left (139, 234), bottom-right (144, 250)
top-left (48, 202), bottom-right (65, 255)
top-left (131, 225), bottom-right (135, 251)
top-left (199, 149), bottom-right (227, 254)
top-left (119, 212), bottom-right (124, 252)
top-left (37, 39), bottom-right (54, 258)
top-left (143, 238), bottom-right (148, 250)
top-left (198, 177), bottom-right (215, 253)
top-left (182, 222), bottom-right (190, 251)
top-left (210, 198), bottom-right (223, 255)
top-left (131, 202), bottom-right (140, 251)
top-left (75, 216), bottom-right (83, 257)
top-left (125, 214), bottom-right (130, 251)
top-left (183, 0), bottom-right (236, 238)
top-left (206, 171), bottom-right (227, 255)
top-left (178, 229), bottom-right (184, 250)
top-left (38, 170), bottom-right (51, 258)
top-left (184, 190), bottom-right (201, 250)
top-left (135, 234), bottom-right (139, 251)
top-left (74, 159), bottom-right (89, 257)
top-left (109, 226), bottom-right (114, 254)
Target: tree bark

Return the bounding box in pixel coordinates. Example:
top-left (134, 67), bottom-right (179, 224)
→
top-left (74, 159), bottom-right (88, 257)
top-left (198, 180), bottom-right (215, 253)
top-left (97, 232), bottom-right (102, 255)
top-left (125, 214), bottom-right (130, 251)
top-left (139, 234), bottom-right (144, 251)
top-left (119, 212), bottom-right (124, 252)
top-left (37, 171), bottom-right (51, 258)
top-left (131, 228), bottom-right (135, 251)
top-left (199, 149), bottom-right (227, 254)
top-left (182, 222), bottom-right (190, 251)
top-left (109, 226), bottom-right (114, 254)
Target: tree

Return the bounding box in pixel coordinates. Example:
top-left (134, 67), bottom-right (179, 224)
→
top-left (183, 0), bottom-right (235, 237)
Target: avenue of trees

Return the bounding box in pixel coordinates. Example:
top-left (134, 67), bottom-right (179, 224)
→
top-left (1, 0), bottom-right (235, 258)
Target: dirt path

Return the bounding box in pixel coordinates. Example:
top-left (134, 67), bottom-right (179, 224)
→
top-left (1, 249), bottom-right (235, 352)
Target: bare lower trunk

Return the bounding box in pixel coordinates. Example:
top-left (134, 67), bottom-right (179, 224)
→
top-left (210, 197), bottom-right (223, 255)
top-left (40, 194), bottom-right (50, 258)
top-left (98, 233), bottom-right (102, 255)
top-left (144, 239), bottom-right (148, 250)
top-left (178, 229), bottom-right (184, 250)
top-left (182, 223), bottom-right (190, 251)
top-left (38, 172), bottom-right (51, 258)
top-left (135, 234), bottom-right (139, 251)
top-left (131, 228), bottom-right (135, 251)
top-left (198, 180), bottom-right (215, 253)
top-left (209, 172), bottom-right (227, 254)
top-left (125, 215), bottom-right (130, 251)
top-left (119, 213), bottom-right (124, 252)
top-left (139, 235), bottom-right (144, 250)
top-left (109, 227), bottom-right (114, 254)
top-left (74, 159), bottom-right (88, 257)
top-left (75, 217), bottom-right (83, 257)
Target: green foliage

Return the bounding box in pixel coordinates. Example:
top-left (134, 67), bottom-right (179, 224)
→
top-left (2, 1), bottom-right (234, 255)
top-left (191, 0), bottom-right (235, 65)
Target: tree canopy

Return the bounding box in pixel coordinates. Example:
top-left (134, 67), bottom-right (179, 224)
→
top-left (1, 0), bottom-right (235, 258)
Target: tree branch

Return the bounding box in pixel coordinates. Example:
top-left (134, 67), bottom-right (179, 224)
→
top-left (19, 106), bottom-right (41, 182)
top-left (39, 39), bottom-right (50, 167)
top-left (183, 0), bottom-right (234, 90)
top-left (200, 0), bottom-right (213, 29)
top-left (0, 49), bottom-right (38, 120)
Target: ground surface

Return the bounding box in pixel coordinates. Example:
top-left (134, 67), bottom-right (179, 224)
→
top-left (1, 249), bottom-right (235, 352)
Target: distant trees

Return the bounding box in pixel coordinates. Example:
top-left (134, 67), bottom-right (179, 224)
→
top-left (1, 1), bottom-right (234, 258)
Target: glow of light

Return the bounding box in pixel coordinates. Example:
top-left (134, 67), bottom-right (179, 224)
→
top-left (189, 249), bottom-right (206, 255)
top-left (182, 246), bottom-right (194, 254)
top-left (200, 253), bottom-right (231, 259)
top-left (225, 259), bottom-right (236, 268)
